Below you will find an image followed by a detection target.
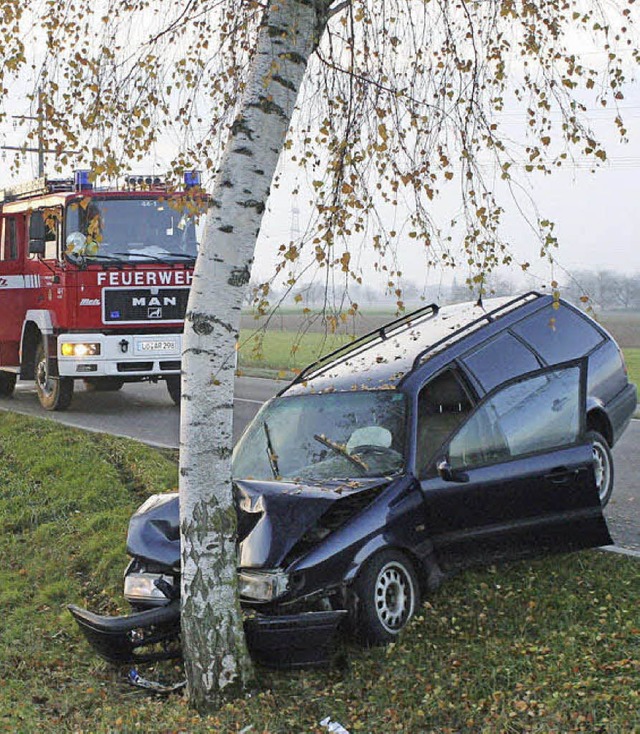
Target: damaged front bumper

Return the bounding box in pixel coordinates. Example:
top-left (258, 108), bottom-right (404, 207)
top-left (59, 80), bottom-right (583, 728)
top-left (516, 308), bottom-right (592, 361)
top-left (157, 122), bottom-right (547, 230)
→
top-left (69, 602), bottom-right (347, 669)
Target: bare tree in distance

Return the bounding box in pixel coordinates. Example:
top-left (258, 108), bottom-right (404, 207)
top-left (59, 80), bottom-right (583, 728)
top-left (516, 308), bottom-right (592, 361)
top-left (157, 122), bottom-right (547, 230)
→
top-left (2, 0), bottom-right (637, 711)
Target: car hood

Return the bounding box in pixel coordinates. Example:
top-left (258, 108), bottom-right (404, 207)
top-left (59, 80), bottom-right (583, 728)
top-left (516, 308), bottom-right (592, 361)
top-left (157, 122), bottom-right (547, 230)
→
top-left (126, 478), bottom-right (392, 570)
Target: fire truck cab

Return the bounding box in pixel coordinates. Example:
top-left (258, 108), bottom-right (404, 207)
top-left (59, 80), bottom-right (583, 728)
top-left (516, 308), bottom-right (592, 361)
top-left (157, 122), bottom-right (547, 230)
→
top-left (0, 171), bottom-right (203, 410)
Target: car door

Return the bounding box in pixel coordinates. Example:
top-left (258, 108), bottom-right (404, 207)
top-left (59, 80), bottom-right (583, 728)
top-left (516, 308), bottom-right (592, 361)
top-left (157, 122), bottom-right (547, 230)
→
top-left (419, 359), bottom-right (611, 569)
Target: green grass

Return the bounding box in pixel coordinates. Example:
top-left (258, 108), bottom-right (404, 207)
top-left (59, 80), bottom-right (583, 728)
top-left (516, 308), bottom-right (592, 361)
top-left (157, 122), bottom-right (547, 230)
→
top-left (238, 329), bottom-right (352, 377)
top-left (623, 348), bottom-right (640, 390)
top-left (0, 414), bottom-right (638, 732)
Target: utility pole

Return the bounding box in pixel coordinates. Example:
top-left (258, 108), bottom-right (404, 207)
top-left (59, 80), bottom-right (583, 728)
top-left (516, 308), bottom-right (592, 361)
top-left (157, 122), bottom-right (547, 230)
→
top-left (1, 87), bottom-right (78, 176)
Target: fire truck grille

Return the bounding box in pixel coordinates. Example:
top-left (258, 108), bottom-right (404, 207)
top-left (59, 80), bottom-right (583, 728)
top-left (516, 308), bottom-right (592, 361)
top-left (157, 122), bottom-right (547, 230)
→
top-left (117, 362), bottom-right (153, 372)
top-left (104, 287), bottom-right (189, 323)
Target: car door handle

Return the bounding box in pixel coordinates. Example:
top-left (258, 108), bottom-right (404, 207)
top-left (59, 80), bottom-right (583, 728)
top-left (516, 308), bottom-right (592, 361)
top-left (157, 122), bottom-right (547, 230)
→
top-left (545, 467), bottom-right (577, 484)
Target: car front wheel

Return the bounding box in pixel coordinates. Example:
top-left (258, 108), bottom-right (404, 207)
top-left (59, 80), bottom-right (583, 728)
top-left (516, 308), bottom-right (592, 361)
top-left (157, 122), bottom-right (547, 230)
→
top-left (353, 550), bottom-right (420, 644)
top-left (587, 430), bottom-right (614, 507)
top-left (35, 342), bottom-right (74, 411)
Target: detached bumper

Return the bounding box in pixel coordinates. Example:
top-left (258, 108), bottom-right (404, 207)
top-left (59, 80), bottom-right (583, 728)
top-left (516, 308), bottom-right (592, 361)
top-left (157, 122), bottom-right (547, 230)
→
top-left (69, 601), bottom-right (181, 663)
top-left (69, 602), bottom-right (346, 669)
top-left (244, 610), bottom-right (347, 668)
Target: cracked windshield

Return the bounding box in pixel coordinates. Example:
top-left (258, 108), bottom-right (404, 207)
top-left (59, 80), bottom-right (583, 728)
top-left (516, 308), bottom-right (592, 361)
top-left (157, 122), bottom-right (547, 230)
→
top-left (233, 391), bottom-right (407, 481)
top-left (64, 197), bottom-right (204, 263)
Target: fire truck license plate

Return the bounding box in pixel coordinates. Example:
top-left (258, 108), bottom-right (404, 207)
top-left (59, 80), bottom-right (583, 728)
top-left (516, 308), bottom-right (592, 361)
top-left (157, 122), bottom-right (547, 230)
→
top-left (134, 338), bottom-right (178, 355)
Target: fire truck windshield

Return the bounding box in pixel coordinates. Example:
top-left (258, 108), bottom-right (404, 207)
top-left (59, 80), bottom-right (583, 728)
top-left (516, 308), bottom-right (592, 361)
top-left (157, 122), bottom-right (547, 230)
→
top-left (64, 196), bottom-right (204, 263)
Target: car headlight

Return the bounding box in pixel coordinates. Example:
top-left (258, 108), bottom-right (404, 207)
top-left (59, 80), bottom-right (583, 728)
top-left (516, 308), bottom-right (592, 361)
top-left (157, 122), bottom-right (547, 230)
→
top-left (238, 569), bottom-right (289, 602)
top-left (124, 572), bottom-right (175, 605)
top-left (60, 342), bottom-right (101, 357)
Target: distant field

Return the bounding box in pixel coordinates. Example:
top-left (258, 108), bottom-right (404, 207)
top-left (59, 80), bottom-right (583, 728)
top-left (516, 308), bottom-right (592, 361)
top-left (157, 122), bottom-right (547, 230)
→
top-left (241, 308), bottom-right (640, 348)
top-left (598, 311), bottom-right (640, 349)
top-left (238, 329), bottom-right (351, 376)
top-left (238, 315), bottom-right (640, 388)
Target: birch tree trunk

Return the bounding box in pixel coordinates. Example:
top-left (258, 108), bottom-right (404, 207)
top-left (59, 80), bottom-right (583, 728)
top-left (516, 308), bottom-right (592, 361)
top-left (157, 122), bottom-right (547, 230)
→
top-left (179, 0), bottom-right (331, 712)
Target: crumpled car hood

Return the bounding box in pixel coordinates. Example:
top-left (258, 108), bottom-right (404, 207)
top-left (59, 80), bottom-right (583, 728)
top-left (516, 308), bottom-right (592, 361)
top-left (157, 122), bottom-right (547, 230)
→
top-left (126, 478), bottom-right (391, 570)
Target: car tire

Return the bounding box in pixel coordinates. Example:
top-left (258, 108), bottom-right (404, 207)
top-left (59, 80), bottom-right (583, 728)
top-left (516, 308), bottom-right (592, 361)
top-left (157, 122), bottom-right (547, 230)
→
top-left (35, 342), bottom-right (74, 411)
top-left (0, 371), bottom-right (16, 398)
top-left (166, 375), bottom-right (181, 406)
top-left (587, 430), bottom-right (614, 507)
top-left (353, 550), bottom-right (420, 645)
top-left (83, 377), bottom-right (125, 392)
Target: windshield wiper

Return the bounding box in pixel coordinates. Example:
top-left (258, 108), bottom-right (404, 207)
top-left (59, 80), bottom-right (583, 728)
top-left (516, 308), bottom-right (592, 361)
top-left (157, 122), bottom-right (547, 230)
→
top-left (66, 252), bottom-right (124, 267)
top-left (263, 422), bottom-right (280, 479)
top-left (163, 252), bottom-right (197, 260)
top-left (111, 251), bottom-right (165, 262)
top-left (313, 434), bottom-right (368, 473)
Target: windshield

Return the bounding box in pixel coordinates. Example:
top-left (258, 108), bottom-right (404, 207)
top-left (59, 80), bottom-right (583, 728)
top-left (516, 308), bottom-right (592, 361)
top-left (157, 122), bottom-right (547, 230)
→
top-left (232, 391), bottom-right (407, 482)
top-left (64, 196), bottom-right (205, 262)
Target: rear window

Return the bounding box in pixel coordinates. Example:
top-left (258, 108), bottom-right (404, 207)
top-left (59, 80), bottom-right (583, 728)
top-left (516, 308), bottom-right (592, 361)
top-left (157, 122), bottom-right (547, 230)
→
top-left (511, 304), bottom-right (604, 364)
top-left (462, 333), bottom-right (541, 391)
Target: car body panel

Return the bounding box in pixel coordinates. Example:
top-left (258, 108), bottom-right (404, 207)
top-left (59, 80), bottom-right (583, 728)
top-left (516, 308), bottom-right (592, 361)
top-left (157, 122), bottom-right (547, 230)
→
top-left (421, 444), bottom-right (610, 568)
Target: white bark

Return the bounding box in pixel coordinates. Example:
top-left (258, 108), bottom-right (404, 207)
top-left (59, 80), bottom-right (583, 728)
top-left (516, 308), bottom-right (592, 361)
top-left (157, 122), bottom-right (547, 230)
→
top-left (179, 0), bottom-right (331, 711)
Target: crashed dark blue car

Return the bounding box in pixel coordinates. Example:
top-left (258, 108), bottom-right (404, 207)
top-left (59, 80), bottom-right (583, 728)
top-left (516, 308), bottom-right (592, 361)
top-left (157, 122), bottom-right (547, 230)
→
top-left (70, 292), bottom-right (637, 667)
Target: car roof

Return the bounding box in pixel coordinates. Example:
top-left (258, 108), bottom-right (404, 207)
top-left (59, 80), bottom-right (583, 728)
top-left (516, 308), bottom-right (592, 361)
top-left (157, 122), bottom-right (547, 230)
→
top-left (282, 292), bottom-right (544, 396)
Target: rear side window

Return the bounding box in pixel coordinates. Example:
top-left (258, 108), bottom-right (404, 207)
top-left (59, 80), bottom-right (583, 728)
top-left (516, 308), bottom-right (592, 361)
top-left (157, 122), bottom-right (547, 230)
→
top-left (512, 304), bottom-right (603, 364)
top-left (462, 333), bottom-right (540, 392)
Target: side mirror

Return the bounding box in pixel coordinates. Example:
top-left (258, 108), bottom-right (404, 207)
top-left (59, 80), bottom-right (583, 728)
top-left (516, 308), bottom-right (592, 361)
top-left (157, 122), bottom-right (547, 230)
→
top-left (29, 212), bottom-right (46, 255)
top-left (29, 238), bottom-right (45, 256)
top-left (437, 458), bottom-right (469, 483)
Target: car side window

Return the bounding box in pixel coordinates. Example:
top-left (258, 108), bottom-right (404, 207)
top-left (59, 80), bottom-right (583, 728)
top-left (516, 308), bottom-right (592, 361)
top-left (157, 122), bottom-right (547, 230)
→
top-left (512, 304), bottom-right (603, 363)
top-left (461, 332), bottom-right (541, 392)
top-left (416, 369), bottom-right (474, 477)
top-left (447, 365), bottom-right (582, 471)
top-left (30, 208), bottom-right (61, 260)
top-left (2, 217), bottom-right (18, 260)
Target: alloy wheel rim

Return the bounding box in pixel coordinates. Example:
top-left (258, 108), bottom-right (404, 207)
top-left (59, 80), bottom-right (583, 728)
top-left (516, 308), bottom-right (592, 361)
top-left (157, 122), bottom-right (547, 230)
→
top-left (592, 441), bottom-right (611, 503)
top-left (374, 562), bottom-right (414, 633)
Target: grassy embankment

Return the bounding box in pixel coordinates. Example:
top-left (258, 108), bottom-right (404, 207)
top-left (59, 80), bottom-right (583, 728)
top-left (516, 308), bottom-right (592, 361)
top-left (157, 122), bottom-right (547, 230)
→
top-left (0, 413), bottom-right (638, 732)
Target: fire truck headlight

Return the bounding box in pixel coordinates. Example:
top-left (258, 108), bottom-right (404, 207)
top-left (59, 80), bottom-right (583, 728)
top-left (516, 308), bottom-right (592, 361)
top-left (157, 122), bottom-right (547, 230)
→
top-left (61, 342), bottom-right (101, 357)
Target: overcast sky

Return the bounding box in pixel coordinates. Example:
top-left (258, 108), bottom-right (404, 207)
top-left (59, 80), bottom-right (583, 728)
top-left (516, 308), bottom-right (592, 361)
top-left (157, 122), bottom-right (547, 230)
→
top-left (0, 8), bottom-right (638, 293)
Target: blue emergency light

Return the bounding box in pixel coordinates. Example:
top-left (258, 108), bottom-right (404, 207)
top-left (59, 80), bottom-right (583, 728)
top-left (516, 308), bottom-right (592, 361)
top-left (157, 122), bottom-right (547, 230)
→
top-left (184, 171), bottom-right (202, 188)
top-left (74, 170), bottom-right (93, 191)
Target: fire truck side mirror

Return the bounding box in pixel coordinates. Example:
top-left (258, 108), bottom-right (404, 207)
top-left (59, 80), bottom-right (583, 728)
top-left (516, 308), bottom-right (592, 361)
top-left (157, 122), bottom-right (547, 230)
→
top-left (29, 212), bottom-right (46, 255)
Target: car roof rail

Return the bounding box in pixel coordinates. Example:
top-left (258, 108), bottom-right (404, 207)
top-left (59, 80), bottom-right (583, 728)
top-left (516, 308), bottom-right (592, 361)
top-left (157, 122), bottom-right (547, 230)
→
top-left (282, 302), bottom-right (440, 394)
top-left (410, 291), bottom-right (542, 372)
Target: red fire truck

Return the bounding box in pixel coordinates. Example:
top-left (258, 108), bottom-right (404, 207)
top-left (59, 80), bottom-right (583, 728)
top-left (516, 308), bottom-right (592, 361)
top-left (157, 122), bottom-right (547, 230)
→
top-left (0, 170), bottom-right (204, 410)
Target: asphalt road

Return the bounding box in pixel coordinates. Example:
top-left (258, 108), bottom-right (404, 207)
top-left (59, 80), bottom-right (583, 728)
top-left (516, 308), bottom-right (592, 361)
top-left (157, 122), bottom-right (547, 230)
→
top-left (0, 377), bottom-right (638, 552)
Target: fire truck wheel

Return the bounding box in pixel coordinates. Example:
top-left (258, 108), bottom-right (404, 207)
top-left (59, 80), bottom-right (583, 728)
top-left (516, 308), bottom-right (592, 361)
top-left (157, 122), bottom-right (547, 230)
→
top-left (34, 342), bottom-right (74, 411)
top-left (166, 376), bottom-right (181, 405)
top-left (0, 371), bottom-right (17, 397)
top-left (83, 377), bottom-right (125, 392)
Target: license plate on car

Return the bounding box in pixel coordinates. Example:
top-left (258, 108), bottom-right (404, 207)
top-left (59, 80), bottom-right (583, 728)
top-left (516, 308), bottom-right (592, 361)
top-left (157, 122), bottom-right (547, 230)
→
top-left (134, 338), bottom-right (178, 355)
